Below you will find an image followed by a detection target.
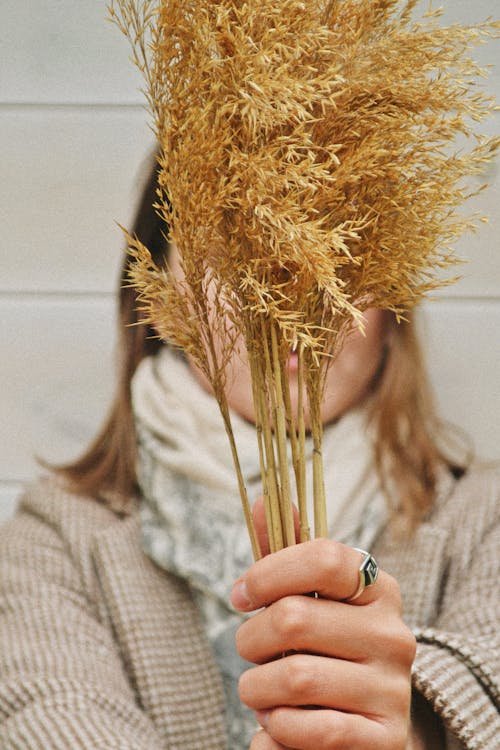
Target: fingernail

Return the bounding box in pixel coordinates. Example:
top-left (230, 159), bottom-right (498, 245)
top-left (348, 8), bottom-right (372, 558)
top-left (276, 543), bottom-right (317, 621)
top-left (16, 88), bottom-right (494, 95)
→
top-left (230, 578), bottom-right (251, 609)
top-left (255, 710), bottom-right (270, 728)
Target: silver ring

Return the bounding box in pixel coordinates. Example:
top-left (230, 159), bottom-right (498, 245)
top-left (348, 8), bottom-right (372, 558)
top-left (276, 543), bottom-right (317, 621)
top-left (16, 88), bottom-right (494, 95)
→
top-left (344, 547), bottom-right (379, 602)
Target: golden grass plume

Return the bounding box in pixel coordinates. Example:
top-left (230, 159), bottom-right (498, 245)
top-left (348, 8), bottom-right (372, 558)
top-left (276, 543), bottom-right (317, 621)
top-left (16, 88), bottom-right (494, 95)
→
top-left (110, 0), bottom-right (498, 556)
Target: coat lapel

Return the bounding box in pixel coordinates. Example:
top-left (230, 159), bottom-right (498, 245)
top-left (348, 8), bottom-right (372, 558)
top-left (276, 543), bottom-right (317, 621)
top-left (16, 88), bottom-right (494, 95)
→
top-left (91, 517), bottom-right (227, 749)
top-left (374, 471), bottom-right (457, 628)
top-left (376, 522), bottom-right (450, 627)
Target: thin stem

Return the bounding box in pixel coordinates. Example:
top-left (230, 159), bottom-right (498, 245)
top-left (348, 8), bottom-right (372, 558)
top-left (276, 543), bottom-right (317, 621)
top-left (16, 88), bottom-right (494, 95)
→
top-left (248, 337), bottom-right (281, 553)
top-left (270, 322), bottom-right (296, 547)
top-left (219, 400), bottom-right (262, 560)
top-left (201, 304), bottom-right (261, 560)
top-left (307, 360), bottom-right (328, 539)
top-left (260, 319), bottom-right (285, 550)
top-left (258, 366), bottom-right (284, 552)
top-left (281, 345), bottom-right (309, 542)
top-left (247, 342), bottom-right (274, 552)
top-left (297, 342), bottom-right (310, 542)
top-left (281, 362), bottom-right (299, 476)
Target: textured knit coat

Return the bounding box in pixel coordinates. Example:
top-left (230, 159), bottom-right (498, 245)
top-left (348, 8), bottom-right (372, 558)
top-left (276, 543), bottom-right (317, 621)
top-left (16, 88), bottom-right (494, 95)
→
top-left (0, 467), bottom-right (499, 750)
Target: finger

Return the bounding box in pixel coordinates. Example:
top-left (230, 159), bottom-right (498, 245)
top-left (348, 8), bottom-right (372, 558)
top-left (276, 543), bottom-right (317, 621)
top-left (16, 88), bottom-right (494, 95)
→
top-left (250, 729), bottom-right (287, 750)
top-left (252, 497), bottom-right (300, 557)
top-left (255, 707), bottom-right (401, 750)
top-left (236, 595), bottom-right (377, 664)
top-left (239, 653), bottom-right (393, 717)
top-left (253, 497), bottom-right (272, 558)
top-left (231, 538), bottom-right (397, 611)
top-left (238, 596), bottom-right (415, 667)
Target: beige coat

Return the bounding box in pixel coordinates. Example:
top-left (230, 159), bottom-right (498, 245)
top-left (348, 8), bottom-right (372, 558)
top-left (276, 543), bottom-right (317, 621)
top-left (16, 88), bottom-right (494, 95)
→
top-left (0, 468), bottom-right (498, 749)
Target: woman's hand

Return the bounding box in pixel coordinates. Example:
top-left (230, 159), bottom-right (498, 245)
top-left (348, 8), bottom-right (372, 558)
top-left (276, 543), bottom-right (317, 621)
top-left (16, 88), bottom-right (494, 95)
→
top-left (230, 535), bottom-right (416, 750)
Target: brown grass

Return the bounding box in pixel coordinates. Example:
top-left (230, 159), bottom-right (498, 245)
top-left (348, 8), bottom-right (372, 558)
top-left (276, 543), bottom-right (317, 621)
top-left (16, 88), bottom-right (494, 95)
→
top-left (110, 0), bottom-right (498, 555)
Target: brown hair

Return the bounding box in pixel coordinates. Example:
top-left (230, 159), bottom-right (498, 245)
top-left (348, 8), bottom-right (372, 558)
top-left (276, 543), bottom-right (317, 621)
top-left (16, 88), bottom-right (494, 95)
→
top-left (53, 160), bottom-right (166, 510)
top-left (367, 315), bottom-right (469, 527)
top-left (56, 159), bottom-right (469, 524)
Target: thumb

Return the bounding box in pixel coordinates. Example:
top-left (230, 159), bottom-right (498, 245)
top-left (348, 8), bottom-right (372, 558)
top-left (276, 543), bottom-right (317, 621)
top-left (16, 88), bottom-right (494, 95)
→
top-left (252, 496), bottom-right (300, 557)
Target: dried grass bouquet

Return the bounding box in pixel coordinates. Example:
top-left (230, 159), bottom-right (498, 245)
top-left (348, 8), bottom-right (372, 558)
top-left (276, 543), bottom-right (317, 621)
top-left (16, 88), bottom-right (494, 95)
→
top-left (110, 0), bottom-right (498, 558)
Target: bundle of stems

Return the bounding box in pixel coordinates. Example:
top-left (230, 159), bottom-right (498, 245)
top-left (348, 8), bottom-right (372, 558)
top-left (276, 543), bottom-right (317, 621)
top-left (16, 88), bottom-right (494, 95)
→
top-left (110, 0), bottom-right (498, 560)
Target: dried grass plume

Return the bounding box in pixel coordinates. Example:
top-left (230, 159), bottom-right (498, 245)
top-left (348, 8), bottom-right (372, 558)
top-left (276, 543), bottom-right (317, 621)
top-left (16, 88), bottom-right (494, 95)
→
top-left (110, 0), bottom-right (499, 556)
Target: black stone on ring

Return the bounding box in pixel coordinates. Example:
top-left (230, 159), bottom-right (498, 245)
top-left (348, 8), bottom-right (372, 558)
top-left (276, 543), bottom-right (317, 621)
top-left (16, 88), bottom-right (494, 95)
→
top-left (344, 547), bottom-right (379, 602)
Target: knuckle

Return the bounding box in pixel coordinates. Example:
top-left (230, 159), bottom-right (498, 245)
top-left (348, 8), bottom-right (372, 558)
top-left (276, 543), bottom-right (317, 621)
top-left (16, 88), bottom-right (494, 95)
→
top-left (320, 726), bottom-right (343, 750)
top-left (283, 654), bottom-right (315, 698)
top-left (271, 596), bottom-right (308, 644)
top-left (382, 572), bottom-right (403, 607)
top-left (393, 675), bottom-right (413, 713)
top-left (321, 713), bottom-right (350, 750)
top-left (390, 623), bottom-right (417, 668)
top-left (314, 537), bottom-right (343, 582)
top-left (382, 678), bottom-right (412, 732)
top-left (376, 620), bottom-right (416, 669)
top-left (401, 625), bottom-right (417, 665)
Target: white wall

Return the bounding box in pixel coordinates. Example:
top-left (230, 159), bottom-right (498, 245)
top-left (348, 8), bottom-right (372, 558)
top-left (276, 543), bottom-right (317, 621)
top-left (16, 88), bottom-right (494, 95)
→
top-left (1, 1), bottom-right (499, 523)
top-left (0, 1), bottom-right (154, 521)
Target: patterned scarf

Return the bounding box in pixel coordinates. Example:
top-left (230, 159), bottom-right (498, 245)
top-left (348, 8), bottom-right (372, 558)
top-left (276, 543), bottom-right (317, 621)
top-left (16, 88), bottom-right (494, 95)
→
top-left (133, 347), bottom-right (388, 749)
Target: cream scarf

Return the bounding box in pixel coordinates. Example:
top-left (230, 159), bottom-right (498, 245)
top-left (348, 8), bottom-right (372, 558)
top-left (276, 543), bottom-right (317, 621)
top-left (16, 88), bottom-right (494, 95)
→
top-left (132, 347), bottom-right (388, 749)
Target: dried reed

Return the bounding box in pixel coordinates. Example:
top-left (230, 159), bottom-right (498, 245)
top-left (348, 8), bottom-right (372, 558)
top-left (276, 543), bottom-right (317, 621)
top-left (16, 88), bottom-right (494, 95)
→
top-left (110, 0), bottom-right (498, 559)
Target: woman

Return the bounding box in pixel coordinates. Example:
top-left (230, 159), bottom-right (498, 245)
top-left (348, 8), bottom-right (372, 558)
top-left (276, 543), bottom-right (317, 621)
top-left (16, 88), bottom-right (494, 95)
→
top-left (0, 162), bottom-right (498, 750)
